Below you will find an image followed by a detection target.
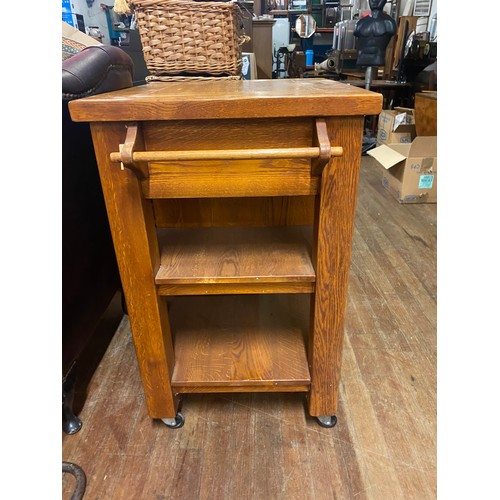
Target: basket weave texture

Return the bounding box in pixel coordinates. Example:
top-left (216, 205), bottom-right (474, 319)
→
top-left (131, 0), bottom-right (247, 77)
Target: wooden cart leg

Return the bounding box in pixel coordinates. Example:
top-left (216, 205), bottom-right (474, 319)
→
top-left (90, 122), bottom-right (179, 420)
top-left (308, 116), bottom-right (364, 421)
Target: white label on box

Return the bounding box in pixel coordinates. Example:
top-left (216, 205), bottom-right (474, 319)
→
top-left (418, 174), bottom-right (434, 189)
top-left (394, 112), bottom-right (412, 131)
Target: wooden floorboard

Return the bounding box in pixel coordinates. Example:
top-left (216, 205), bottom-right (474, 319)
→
top-left (62, 156), bottom-right (437, 499)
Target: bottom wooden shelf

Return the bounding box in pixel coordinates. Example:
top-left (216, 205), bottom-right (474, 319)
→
top-left (168, 294), bottom-right (311, 393)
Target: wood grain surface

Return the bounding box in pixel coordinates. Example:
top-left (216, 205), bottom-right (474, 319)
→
top-left (85, 87), bottom-right (369, 421)
top-left (90, 122), bottom-right (178, 419)
top-left (68, 79), bottom-right (382, 122)
top-left (140, 118), bottom-right (326, 198)
top-left (145, 157), bottom-right (320, 198)
top-left (308, 116), bottom-right (365, 417)
top-left (62, 157), bottom-right (436, 500)
top-left (152, 196), bottom-right (315, 228)
top-left (414, 92), bottom-right (437, 136)
top-left (169, 294), bottom-right (311, 391)
top-left (155, 226), bottom-right (314, 286)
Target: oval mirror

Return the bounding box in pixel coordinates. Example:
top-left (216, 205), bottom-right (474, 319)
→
top-left (295, 14), bottom-right (317, 38)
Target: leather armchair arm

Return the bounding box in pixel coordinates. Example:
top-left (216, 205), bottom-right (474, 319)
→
top-left (62, 45), bottom-right (134, 100)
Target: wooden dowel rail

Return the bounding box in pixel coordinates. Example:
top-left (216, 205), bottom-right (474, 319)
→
top-left (110, 146), bottom-right (343, 163)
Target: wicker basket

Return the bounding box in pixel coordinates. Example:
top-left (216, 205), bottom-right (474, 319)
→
top-left (130, 0), bottom-right (248, 78)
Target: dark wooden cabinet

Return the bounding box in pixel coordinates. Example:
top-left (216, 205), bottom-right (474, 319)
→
top-left (252, 19), bottom-right (277, 78)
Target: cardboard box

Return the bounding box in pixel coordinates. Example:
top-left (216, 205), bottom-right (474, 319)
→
top-left (367, 136), bottom-right (437, 203)
top-left (62, 21), bottom-right (101, 47)
top-left (377, 107), bottom-right (416, 145)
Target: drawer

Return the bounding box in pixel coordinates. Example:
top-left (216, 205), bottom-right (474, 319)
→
top-left (109, 118), bottom-right (341, 199)
top-left (143, 118), bottom-right (319, 198)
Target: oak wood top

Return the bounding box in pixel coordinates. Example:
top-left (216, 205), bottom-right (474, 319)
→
top-left (69, 79), bottom-right (382, 122)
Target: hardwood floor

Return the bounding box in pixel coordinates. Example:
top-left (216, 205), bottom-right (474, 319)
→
top-left (62, 156), bottom-right (436, 499)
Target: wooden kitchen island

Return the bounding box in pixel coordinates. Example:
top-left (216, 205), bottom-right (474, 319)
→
top-left (69, 79), bottom-right (382, 428)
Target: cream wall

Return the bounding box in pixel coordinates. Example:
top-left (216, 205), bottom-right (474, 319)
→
top-left (66, 0), bottom-right (113, 44)
top-left (399, 0), bottom-right (437, 32)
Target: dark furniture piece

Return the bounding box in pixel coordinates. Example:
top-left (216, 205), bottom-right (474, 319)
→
top-left (62, 44), bottom-right (133, 434)
top-left (414, 91), bottom-right (437, 136)
top-left (120, 29), bottom-right (151, 85)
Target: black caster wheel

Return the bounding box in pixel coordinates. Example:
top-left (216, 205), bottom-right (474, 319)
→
top-left (63, 412), bottom-right (83, 435)
top-left (161, 412), bottom-right (185, 429)
top-left (316, 415), bottom-right (337, 428)
top-left (62, 368), bottom-right (83, 435)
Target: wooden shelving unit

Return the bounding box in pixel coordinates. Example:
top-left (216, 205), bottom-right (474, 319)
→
top-left (69, 79), bottom-right (382, 428)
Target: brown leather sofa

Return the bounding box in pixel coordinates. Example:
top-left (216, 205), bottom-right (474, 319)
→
top-left (62, 44), bottom-right (133, 434)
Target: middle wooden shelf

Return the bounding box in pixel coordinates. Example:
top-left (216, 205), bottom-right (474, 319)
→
top-left (155, 225), bottom-right (315, 296)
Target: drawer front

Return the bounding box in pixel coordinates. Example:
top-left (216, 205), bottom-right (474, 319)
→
top-left (141, 118), bottom-right (321, 198)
